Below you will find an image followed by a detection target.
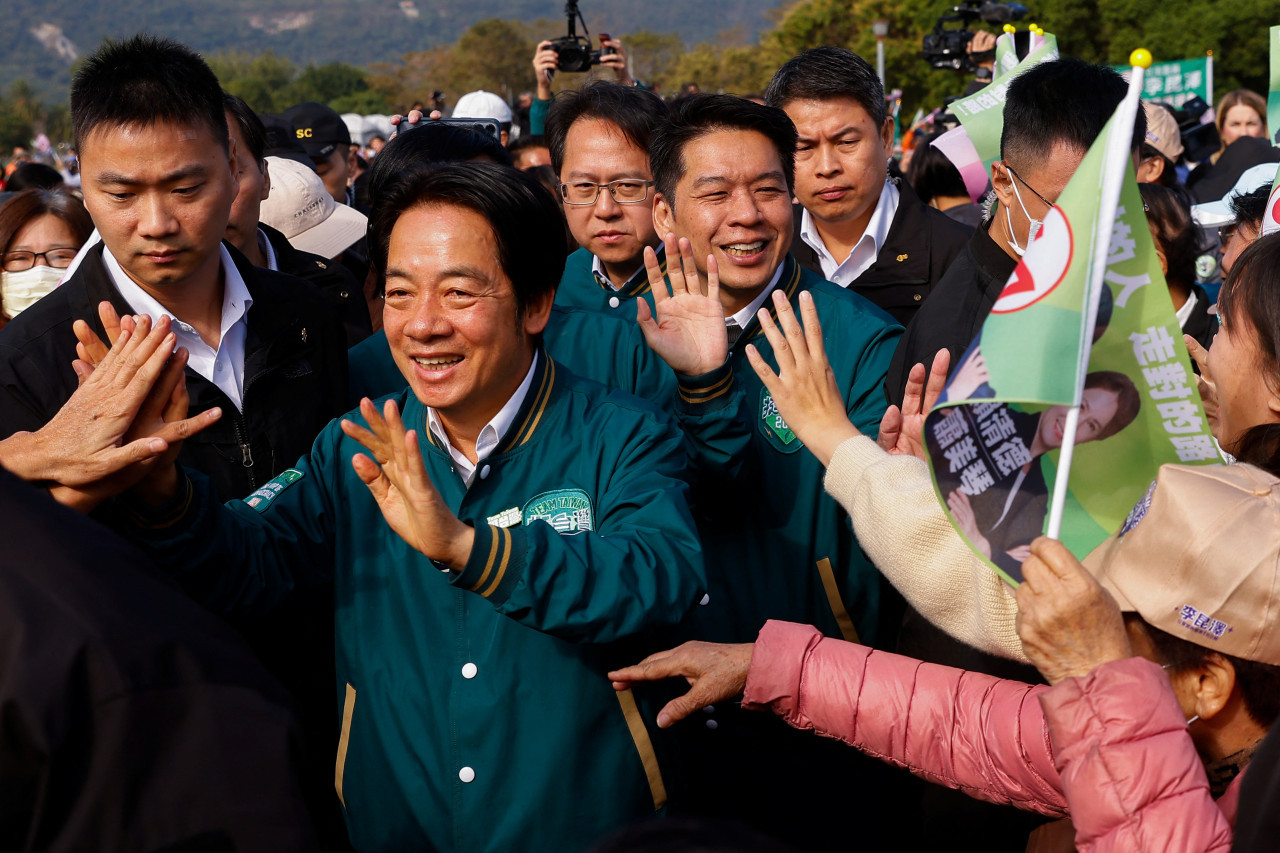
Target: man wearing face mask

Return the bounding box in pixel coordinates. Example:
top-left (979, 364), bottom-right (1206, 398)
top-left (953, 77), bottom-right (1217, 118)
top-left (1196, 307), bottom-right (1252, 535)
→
top-left (885, 59), bottom-right (1147, 405)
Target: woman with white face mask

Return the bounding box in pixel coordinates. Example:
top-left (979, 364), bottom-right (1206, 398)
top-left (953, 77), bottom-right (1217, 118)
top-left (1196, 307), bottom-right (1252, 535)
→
top-left (0, 189), bottom-right (93, 327)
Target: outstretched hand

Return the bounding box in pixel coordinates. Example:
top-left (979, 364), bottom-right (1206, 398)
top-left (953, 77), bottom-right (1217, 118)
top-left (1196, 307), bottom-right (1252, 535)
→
top-left (608, 641), bottom-right (754, 728)
top-left (878, 349), bottom-right (950, 460)
top-left (4, 314), bottom-right (221, 511)
top-left (744, 289), bottom-right (855, 467)
top-left (1016, 537), bottom-right (1131, 685)
top-left (637, 235), bottom-right (728, 376)
top-left (341, 398), bottom-right (475, 569)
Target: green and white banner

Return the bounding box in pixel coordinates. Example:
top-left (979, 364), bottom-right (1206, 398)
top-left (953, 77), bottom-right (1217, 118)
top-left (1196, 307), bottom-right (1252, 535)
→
top-left (1124, 57), bottom-right (1212, 108)
top-left (1268, 26), bottom-right (1280, 146)
top-left (950, 32), bottom-right (1058, 171)
top-left (925, 67), bottom-right (1217, 586)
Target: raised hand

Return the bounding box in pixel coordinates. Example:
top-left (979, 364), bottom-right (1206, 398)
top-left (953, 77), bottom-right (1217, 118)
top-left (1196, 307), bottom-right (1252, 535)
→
top-left (878, 349), bottom-right (950, 460)
top-left (2, 314), bottom-right (221, 511)
top-left (72, 301), bottom-right (136, 377)
top-left (608, 641), bottom-right (754, 728)
top-left (341, 398), bottom-right (475, 569)
top-left (1015, 536), bottom-right (1131, 685)
top-left (597, 37), bottom-right (634, 86)
top-left (1184, 334), bottom-right (1218, 435)
top-left (637, 235), bottom-right (729, 376)
top-left (744, 289), bottom-right (856, 467)
top-left (532, 40), bottom-right (558, 98)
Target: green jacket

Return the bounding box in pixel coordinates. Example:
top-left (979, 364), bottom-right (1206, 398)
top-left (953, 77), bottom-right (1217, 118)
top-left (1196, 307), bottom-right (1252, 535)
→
top-left (125, 354), bottom-right (705, 852)
top-left (682, 255), bottom-right (903, 646)
top-left (554, 245), bottom-right (666, 316)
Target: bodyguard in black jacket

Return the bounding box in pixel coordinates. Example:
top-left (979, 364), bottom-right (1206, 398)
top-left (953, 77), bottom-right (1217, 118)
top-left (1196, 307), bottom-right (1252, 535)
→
top-left (790, 179), bottom-right (971, 326)
top-left (0, 241), bottom-right (348, 501)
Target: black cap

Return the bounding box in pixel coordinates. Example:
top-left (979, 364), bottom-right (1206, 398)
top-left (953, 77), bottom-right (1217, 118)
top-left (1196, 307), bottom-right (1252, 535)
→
top-left (281, 101), bottom-right (352, 160)
top-left (259, 113), bottom-right (316, 170)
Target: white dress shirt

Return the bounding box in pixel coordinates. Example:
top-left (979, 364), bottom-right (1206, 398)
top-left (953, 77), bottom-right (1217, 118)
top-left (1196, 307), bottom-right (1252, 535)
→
top-left (426, 352), bottom-right (539, 487)
top-left (799, 178), bottom-right (900, 287)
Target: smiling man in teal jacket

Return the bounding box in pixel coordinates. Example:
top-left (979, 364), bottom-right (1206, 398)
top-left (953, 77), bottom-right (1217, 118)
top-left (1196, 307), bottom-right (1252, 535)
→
top-left (114, 164), bottom-right (705, 852)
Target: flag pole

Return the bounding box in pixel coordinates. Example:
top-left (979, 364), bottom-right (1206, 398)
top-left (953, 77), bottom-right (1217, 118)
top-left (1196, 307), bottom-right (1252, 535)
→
top-left (1046, 48), bottom-right (1151, 540)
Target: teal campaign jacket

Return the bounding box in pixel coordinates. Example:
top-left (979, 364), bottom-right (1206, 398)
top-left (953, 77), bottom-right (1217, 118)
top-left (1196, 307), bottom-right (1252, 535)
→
top-left (553, 245), bottom-right (666, 316)
top-left (125, 355), bottom-right (705, 852)
top-left (683, 255), bottom-right (903, 646)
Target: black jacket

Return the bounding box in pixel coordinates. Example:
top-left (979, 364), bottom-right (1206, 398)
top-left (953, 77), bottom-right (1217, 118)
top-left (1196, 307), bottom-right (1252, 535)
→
top-left (0, 467), bottom-right (319, 851)
top-left (261, 222), bottom-right (373, 347)
top-left (0, 241), bottom-right (349, 501)
top-left (885, 223), bottom-right (1018, 405)
top-left (791, 179), bottom-right (972, 327)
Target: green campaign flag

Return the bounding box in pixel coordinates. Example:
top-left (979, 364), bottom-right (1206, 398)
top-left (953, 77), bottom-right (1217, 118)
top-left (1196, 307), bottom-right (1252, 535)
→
top-left (925, 67), bottom-right (1218, 587)
top-left (950, 33), bottom-right (1058, 171)
top-left (1110, 57), bottom-right (1212, 108)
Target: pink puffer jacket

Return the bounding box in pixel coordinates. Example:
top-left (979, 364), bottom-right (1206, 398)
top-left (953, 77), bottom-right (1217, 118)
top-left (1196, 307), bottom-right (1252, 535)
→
top-left (742, 620), bottom-right (1237, 852)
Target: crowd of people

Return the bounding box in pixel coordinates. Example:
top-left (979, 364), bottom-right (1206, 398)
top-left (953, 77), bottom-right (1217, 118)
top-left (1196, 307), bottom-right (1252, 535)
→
top-left (0, 25), bottom-right (1278, 853)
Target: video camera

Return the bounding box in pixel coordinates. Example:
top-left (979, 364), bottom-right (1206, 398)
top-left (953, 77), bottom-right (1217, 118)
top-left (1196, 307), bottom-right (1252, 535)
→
top-left (547, 0), bottom-right (614, 73)
top-left (921, 1), bottom-right (1030, 72)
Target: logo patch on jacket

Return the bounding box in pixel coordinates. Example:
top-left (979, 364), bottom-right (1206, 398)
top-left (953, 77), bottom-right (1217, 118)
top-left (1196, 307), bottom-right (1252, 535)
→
top-left (244, 468), bottom-right (304, 512)
top-left (522, 488), bottom-right (594, 535)
top-left (759, 389), bottom-right (803, 453)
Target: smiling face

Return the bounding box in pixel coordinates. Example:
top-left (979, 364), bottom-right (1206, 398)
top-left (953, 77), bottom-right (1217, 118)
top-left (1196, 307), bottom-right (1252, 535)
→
top-left (652, 127), bottom-right (794, 315)
top-left (1037, 388), bottom-right (1122, 453)
top-left (783, 96), bottom-right (893, 236)
top-left (1221, 104), bottom-right (1265, 147)
top-left (80, 120), bottom-right (236, 298)
top-left (558, 118), bottom-right (659, 284)
top-left (383, 203), bottom-right (552, 438)
top-left (1208, 308), bottom-right (1280, 453)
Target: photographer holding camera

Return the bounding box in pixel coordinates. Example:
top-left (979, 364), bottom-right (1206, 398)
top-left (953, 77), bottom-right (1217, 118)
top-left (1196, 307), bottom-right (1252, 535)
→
top-left (529, 18), bottom-right (633, 138)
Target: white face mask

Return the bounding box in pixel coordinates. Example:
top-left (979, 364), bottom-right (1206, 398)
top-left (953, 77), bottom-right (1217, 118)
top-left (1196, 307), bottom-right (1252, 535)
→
top-left (2, 265), bottom-right (64, 316)
top-left (1003, 174), bottom-right (1044, 257)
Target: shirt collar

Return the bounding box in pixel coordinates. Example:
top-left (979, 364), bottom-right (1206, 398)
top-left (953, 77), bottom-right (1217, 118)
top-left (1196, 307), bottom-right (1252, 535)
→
top-left (591, 242), bottom-right (664, 295)
top-left (728, 261), bottom-right (786, 329)
top-left (256, 227), bottom-right (279, 271)
top-left (798, 178), bottom-right (899, 281)
top-left (426, 351), bottom-right (540, 487)
top-left (102, 243), bottom-right (253, 340)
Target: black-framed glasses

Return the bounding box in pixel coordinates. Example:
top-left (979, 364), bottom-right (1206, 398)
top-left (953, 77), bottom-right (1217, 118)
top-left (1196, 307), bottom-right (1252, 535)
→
top-left (2, 248), bottom-right (79, 272)
top-left (558, 179), bottom-right (654, 206)
top-left (1004, 164), bottom-right (1054, 210)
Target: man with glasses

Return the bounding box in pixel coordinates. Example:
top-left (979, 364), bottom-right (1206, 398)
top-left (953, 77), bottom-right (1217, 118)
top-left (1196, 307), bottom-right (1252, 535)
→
top-left (885, 58), bottom-right (1148, 405)
top-left (545, 81), bottom-right (669, 315)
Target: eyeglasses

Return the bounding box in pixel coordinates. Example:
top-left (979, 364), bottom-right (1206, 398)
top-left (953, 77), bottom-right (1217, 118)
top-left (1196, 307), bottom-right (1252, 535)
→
top-left (2, 248), bottom-right (80, 272)
top-left (558, 179), bottom-right (654, 206)
top-left (1004, 164), bottom-right (1054, 210)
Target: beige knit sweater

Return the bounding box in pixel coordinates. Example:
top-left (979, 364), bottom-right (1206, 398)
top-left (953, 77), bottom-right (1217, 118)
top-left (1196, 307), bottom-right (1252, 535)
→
top-left (823, 435), bottom-right (1028, 662)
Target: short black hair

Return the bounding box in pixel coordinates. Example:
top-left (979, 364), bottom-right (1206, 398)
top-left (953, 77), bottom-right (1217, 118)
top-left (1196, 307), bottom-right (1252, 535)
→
top-left (508, 133), bottom-right (547, 157)
top-left (3, 162), bottom-right (64, 192)
top-left (367, 162), bottom-right (566, 317)
top-left (366, 122), bottom-right (512, 205)
top-left (1139, 183), bottom-right (1203, 291)
top-left (763, 46), bottom-right (886, 126)
top-left (907, 131), bottom-right (968, 204)
top-left (650, 94), bottom-right (797, 210)
top-left (1230, 184), bottom-right (1271, 230)
top-left (545, 81), bottom-right (669, 177)
top-left (71, 34), bottom-right (228, 153)
top-left (223, 93), bottom-right (266, 164)
top-left (1001, 58), bottom-right (1145, 170)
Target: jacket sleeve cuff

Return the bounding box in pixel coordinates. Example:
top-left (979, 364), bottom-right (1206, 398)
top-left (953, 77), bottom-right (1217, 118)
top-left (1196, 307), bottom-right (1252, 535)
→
top-left (742, 620), bottom-right (825, 720)
top-left (122, 473), bottom-right (196, 531)
top-left (674, 361), bottom-right (736, 413)
top-left (823, 435), bottom-right (888, 506)
top-left (451, 522), bottom-right (528, 604)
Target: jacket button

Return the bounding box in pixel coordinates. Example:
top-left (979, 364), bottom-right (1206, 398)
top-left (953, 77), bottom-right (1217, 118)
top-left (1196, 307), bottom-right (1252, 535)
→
top-left (699, 593), bottom-right (710, 606)
top-left (914, 293), bottom-right (922, 301)
top-left (480, 464), bottom-right (491, 479)
top-left (608, 296), bottom-right (621, 309)
top-left (459, 766), bottom-right (476, 783)
top-left (461, 662), bottom-right (478, 679)
top-left (705, 719), bottom-right (719, 730)
top-left (340, 290), bottom-right (349, 299)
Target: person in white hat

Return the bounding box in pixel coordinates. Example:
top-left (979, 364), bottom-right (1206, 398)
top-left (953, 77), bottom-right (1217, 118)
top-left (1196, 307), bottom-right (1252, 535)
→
top-left (452, 90), bottom-right (514, 146)
top-left (259, 155), bottom-right (367, 262)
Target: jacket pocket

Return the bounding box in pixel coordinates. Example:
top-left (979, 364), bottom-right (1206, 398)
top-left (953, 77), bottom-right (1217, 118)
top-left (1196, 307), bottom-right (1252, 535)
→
top-left (335, 683), bottom-right (356, 807)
